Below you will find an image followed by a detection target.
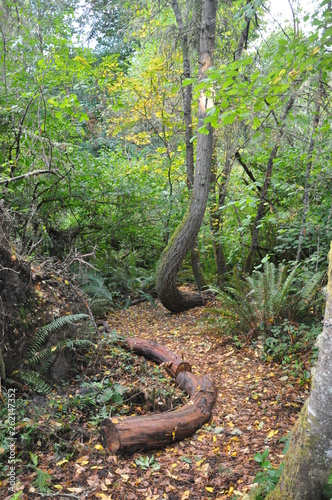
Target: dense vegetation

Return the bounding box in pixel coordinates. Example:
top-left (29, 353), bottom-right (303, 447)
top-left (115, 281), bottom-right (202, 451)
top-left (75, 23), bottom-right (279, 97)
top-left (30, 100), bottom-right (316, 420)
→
top-left (0, 0), bottom-right (331, 497)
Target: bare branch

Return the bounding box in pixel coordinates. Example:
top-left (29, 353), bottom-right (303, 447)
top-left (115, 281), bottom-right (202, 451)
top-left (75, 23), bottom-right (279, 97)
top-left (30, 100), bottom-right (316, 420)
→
top-left (0, 169), bottom-right (58, 185)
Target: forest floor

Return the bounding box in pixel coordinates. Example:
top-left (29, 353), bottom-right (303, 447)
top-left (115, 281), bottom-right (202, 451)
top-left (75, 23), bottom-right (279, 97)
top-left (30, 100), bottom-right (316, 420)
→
top-left (3, 290), bottom-right (309, 500)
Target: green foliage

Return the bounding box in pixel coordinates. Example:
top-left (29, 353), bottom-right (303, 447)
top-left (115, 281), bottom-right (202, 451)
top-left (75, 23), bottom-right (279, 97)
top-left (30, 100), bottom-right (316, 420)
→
top-left (263, 320), bottom-right (322, 364)
top-left (135, 454), bottom-right (160, 472)
top-left (26, 314), bottom-right (89, 361)
top-left (17, 314), bottom-right (91, 393)
top-left (323, 471), bottom-right (332, 499)
top-left (29, 452), bottom-right (52, 493)
top-left (252, 449), bottom-right (284, 498)
top-left (81, 272), bottom-right (114, 314)
top-left (216, 261), bottom-right (323, 338)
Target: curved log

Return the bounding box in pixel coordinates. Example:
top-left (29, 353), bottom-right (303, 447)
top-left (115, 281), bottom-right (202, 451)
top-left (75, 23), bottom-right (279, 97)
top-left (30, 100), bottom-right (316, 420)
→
top-left (121, 337), bottom-right (191, 377)
top-left (99, 336), bottom-right (216, 454)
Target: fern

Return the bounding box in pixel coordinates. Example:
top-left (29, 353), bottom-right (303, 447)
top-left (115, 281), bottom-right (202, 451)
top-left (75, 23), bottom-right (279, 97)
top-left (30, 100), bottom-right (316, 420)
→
top-left (19, 371), bottom-right (52, 394)
top-left (26, 314), bottom-right (89, 358)
top-left (81, 273), bottom-right (114, 314)
top-left (216, 262), bottom-right (322, 337)
top-left (19, 314), bottom-right (90, 394)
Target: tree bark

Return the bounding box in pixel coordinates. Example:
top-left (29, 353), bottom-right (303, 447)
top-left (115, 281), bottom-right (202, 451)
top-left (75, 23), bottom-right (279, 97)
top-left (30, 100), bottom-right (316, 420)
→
top-left (100, 337), bottom-right (216, 454)
top-left (266, 242), bottom-right (332, 499)
top-left (0, 205), bottom-right (31, 377)
top-left (156, 0), bottom-right (217, 312)
top-left (171, 0), bottom-right (206, 292)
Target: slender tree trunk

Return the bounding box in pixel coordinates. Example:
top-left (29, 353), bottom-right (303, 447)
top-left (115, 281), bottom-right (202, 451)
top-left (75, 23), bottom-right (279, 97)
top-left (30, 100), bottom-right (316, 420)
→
top-left (156, 0), bottom-right (217, 312)
top-left (267, 242), bottom-right (332, 499)
top-left (244, 93), bottom-right (296, 273)
top-left (171, 0), bottom-right (206, 291)
top-left (208, 9), bottom-right (254, 284)
top-left (210, 140), bottom-right (230, 285)
top-left (296, 77), bottom-right (322, 262)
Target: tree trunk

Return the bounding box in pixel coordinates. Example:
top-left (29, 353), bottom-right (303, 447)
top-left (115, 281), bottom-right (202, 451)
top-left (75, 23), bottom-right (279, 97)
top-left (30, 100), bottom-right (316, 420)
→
top-left (210, 136), bottom-right (233, 286)
top-left (296, 77), bottom-right (322, 262)
top-left (266, 242), bottom-right (332, 499)
top-left (156, 0), bottom-right (217, 312)
top-left (244, 93), bottom-right (296, 274)
top-left (244, 143), bottom-right (279, 274)
top-left (0, 204), bottom-right (31, 377)
top-left (171, 0), bottom-right (206, 292)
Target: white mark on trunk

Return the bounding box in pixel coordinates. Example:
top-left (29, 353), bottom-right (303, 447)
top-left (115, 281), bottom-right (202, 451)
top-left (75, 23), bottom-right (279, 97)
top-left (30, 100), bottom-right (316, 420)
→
top-left (307, 403), bottom-right (316, 417)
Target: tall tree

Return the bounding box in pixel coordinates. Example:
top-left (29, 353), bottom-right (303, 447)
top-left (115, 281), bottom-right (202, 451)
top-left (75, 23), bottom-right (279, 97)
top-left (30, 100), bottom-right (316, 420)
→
top-left (156, 0), bottom-right (217, 312)
top-left (266, 241), bottom-right (332, 499)
top-left (171, 0), bottom-right (206, 291)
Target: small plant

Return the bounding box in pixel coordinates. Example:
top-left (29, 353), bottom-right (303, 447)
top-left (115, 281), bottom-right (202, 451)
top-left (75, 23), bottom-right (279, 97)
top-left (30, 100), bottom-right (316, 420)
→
top-left (323, 470), bottom-right (332, 499)
top-left (29, 452), bottom-right (52, 493)
top-left (252, 449), bottom-right (284, 498)
top-left (135, 454), bottom-right (160, 472)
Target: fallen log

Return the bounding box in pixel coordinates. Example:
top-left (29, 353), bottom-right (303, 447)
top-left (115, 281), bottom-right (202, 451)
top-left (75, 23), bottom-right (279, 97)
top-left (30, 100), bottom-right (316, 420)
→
top-left (121, 337), bottom-right (191, 377)
top-left (99, 335), bottom-right (216, 454)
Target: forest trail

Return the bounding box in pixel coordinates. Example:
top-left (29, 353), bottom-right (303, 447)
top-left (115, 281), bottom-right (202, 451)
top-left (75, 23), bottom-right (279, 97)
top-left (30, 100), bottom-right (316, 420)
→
top-left (105, 294), bottom-right (307, 499)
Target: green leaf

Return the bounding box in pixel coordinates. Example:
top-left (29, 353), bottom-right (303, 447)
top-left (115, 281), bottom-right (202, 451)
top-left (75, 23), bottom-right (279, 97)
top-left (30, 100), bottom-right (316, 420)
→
top-left (252, 117), bottom-right (261, 130)
top-left (182, 78), bottom-right (194, 87)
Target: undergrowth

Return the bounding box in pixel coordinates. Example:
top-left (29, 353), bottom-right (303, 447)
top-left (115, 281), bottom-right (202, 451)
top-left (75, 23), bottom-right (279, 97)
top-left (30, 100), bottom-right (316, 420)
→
top-left (0, 328), bottom-right (187, 494)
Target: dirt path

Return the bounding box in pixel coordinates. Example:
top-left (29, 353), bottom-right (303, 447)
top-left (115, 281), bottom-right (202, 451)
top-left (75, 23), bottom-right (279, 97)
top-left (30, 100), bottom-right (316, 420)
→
top-left (105, 298), bottom-right (307, 499)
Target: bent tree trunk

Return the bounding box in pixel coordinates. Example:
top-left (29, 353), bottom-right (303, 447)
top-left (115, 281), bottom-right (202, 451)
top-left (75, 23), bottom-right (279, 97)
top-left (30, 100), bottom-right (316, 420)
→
top-left (156, 0), bottom-right (217, 313)
top-left (266, 242), bottom-right (332, 499)
top-left (171, 0), bottom-right (206, 292)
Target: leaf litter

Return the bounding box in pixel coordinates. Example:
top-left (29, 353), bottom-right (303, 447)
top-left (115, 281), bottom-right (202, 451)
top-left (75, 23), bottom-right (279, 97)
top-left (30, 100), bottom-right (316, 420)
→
top-left (2, 294), bottom-right (308, 499)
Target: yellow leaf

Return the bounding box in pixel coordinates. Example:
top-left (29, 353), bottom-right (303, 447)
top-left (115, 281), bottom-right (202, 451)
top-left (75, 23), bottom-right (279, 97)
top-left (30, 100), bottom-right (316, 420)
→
top-left (68, 487), bottom-right (84, 493)
top-left (228, 422), bottom-right (234, 428)
top-left (231, 451), bottom-right (237, 457)
top-left (228, 486), bottom-right (234, 495)
top-left (112, 418), bottom-right (119, 424)
top-left (205, 487), bottom-right (213, 492)
top-left (0, 446), bottom-right (5, 454)
top-left (267, 430), bottom-right (278, 439)
top-left (95, 444), bottom-right (104, 451)
top-left (54, 485), bottom-right (63, 490)
top-left (196, 458), bottom-right (206, 467)
top-left (171, 463), bottom-right (177, 468)
top-left (56, 459), bottom-right (68, 466)
top-left (181, 491), bottom-right (190, 500)
top-left (51, 346), bottom-right (57, 352)
top-left (76, 455), bottom-right (89, 464)
top-left (121, 474), bottom-right (129, 482)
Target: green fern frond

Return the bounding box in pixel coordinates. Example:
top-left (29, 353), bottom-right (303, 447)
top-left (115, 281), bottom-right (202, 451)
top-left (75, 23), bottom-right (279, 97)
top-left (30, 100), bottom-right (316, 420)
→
top-left (64, 338), bottom-right (94, 349)
top-left (19, 371), bottom-right (52, 394)
top-left (25, 347), bottom-right (54, 366)
top-left (27, 314), bottom-right (89, 358)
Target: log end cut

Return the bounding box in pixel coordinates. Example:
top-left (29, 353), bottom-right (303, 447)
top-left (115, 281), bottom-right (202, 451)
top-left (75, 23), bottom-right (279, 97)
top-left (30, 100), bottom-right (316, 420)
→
top-left (100, 419), bottom-right (120, 454)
